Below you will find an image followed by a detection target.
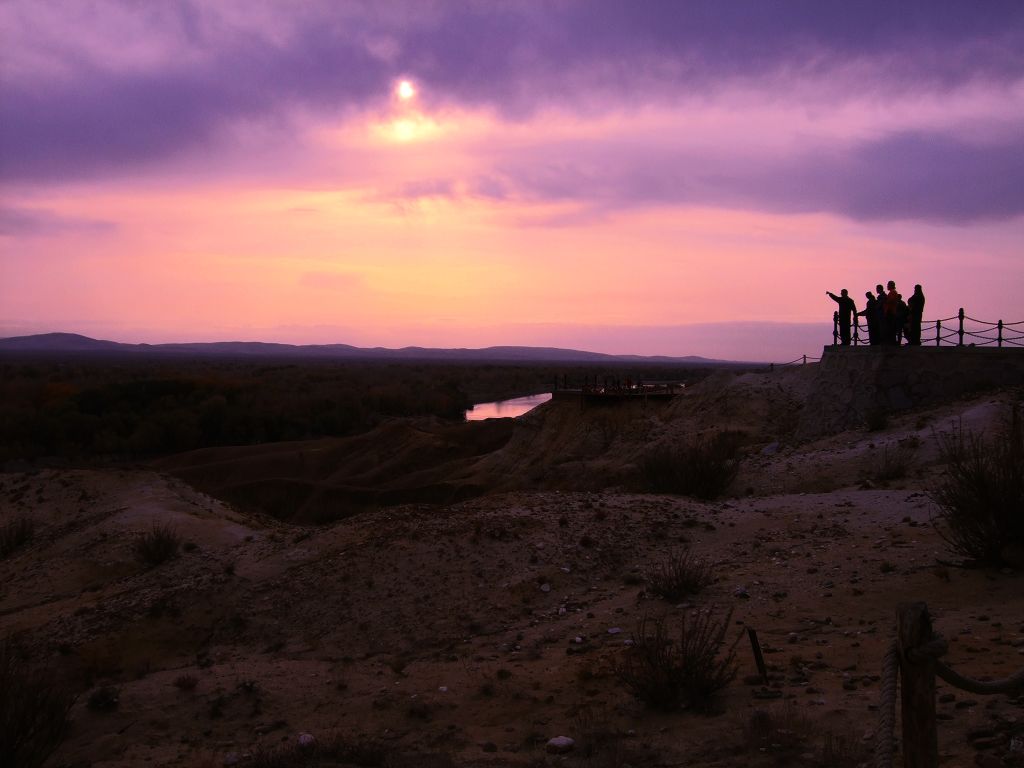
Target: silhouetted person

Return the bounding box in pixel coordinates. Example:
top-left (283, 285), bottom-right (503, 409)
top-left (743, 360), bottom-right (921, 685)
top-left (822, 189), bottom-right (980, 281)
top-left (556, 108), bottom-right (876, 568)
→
top-left (827, 288), bottom-right (856, 345)
top-left (873, 284), bottom-right (887, 343)
top-left (857, 291), bottom-right (879, 345)
top-left (884, 280), bottom-right (902, 344)
top-left (906, 284), bottom-right (925, 345)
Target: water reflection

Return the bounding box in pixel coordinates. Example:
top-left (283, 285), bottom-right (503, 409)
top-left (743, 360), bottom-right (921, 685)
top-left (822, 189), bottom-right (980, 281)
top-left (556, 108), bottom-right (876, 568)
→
top-left (465, 392), bottom-right (552, 421)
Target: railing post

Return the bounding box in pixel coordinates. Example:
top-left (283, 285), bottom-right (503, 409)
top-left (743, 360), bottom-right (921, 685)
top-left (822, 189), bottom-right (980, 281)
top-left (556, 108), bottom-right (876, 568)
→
top-left (935, 319), bottom-right (941, 347)
top-left (998, 320), bottom-right (1004, 347)
top-left (802, 354), bottom-right (807, 365)
top-left (958, 308), bottom-right (964, 346)
top-left (853, 322), bottom-right (859, 346)
top-left (897, 603), bottom-right (939, 768)
top-left (833, 311), bottom-right (839, 346)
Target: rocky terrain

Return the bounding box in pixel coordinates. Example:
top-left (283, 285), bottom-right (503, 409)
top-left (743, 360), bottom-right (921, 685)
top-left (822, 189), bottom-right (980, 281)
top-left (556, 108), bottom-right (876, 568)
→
top-left (2, 361), bottom-right (1023, 768)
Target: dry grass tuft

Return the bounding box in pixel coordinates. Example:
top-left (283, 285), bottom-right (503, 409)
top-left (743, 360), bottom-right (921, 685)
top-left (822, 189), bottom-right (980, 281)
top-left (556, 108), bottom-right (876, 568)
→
top-left (645, 548), bottom-right (715, 602)
top-left (134, 523), bottom-right (181, 566)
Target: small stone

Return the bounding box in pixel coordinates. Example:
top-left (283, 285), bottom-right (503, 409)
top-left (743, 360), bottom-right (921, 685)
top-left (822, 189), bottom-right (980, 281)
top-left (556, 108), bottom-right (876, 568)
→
top-left (546, 736), bottom-right (575, 754)
top-left (298, 733), bottom-right (315, 748)
top-left (540, 583), bottom-right (551, 593)
top-left (438, 686), bottom-right (448, 693)
top-left (607, 627), bottom-right (622, 635)
top-left (733, 586), bottom-right (750, 599)
top-left (223, 754), bottom-right (239, 767)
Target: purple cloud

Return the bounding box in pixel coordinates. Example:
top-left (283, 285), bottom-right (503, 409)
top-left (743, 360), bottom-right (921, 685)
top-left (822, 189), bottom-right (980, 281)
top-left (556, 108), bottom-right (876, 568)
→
top-left (481, 129), bottom-right (1024, 224)
top-left (0, 206), bottom-right (115, 236)
top-left (2, 1), bottom-right (1023, 229)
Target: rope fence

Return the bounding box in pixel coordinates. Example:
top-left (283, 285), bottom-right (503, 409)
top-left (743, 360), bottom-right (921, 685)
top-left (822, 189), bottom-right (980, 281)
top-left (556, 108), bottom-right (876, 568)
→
top-left (770, 308), bottom-right (1023, 369)
top-left (875, 602), bottom-right (1024, 767)
top-left (835, 308), bottom-right (1024, 349)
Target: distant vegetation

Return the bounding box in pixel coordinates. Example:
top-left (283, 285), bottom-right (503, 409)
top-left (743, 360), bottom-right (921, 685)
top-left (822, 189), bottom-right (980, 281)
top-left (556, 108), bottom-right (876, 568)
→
top-left (0, 355), bottom-right (715, 463)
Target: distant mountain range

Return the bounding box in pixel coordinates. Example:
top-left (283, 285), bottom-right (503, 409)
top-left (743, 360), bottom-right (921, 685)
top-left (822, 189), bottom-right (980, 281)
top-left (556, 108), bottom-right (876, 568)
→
top-left (0, 332), bottom-right (739, 365)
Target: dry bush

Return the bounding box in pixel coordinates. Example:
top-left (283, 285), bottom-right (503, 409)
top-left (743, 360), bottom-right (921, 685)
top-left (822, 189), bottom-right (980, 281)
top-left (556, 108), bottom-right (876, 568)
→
top-left (867, 443), bottom-right (914, 485)
top-left (134, 523), bottom-right (181, 566)
top-left (0, 639), bottom-right (76, 768)
top-left (645, 549), bottom-right (715, 602)
top-left (0, 515), bottom-right (34, 559)
top-left (614, 609), bottom-right (738, 713)
top-left (931, 406), bottom-right (1024, 566)
top-left (640, 431), bottom-right (743, 499)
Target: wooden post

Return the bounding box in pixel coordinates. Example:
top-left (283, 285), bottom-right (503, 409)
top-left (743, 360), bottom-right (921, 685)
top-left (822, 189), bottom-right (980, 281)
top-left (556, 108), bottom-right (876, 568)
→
top-left (897, 602), bottom-right (938, 768)
top-left (935, 319), bottom-right (941, 347)
top-left (958, 308), bottom-right (965, 346)
top-left (833, 311), bottom-right (839, 345)
top-left (998, 320), bottom-right (1004, 347)
top-left (802, 354), bottom-right (807, 365)
top-left (747, 628), bottom-right (768, 685)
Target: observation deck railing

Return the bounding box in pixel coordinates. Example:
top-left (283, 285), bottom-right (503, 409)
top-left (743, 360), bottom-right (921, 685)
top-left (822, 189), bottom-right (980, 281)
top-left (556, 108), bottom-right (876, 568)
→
top-left (831, 307), bottom-right (1023, 349)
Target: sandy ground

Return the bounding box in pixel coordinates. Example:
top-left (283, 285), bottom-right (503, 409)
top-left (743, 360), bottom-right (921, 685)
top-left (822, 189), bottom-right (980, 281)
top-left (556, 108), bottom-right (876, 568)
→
top-left (2, 371), bottom-right (1023, 768)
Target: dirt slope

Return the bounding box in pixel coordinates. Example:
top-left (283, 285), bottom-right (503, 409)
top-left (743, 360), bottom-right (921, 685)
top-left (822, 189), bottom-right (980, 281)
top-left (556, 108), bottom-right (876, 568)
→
top-left (2, 370), bottom-right (1023, 767)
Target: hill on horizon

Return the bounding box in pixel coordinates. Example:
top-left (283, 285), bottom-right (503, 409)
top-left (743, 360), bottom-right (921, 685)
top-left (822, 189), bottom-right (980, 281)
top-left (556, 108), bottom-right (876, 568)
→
top-left (0, 331), bottom-right (745, 365)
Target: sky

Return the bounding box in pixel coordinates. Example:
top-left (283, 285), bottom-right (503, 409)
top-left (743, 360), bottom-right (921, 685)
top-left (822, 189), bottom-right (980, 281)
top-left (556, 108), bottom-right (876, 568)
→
top-left (2, 1), bottom-right (1023, 362)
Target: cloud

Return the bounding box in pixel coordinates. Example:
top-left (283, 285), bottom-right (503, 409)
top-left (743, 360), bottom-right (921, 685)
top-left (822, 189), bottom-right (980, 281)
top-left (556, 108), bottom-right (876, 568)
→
top-left (0, 206), bottom-right (115, 236)
top-left (3, 0), bottom-right (1023, 184)
top-left (481, 128), bottom-right (1024, 224)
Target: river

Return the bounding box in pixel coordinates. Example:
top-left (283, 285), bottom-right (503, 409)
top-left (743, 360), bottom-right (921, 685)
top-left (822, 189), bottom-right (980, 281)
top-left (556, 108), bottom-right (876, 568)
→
top-left (464, 392), bottom-right (553, 421)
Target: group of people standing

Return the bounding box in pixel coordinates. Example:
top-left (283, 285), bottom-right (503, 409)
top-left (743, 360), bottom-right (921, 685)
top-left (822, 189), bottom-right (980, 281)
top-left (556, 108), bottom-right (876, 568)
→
top-left (827, 281), bottom-right (926, 346)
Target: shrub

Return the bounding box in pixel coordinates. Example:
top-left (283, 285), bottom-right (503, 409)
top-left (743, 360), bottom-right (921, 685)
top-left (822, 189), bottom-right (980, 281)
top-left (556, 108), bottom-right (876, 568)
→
top-left (0, 639), bottom-right (76, 768)
top-left (614, 609), bottom-right (738, 713)
top-left (645, 549), bottom-right (715, 602)
top-left (134, 523), bottom-right (181, 566)
top-left (868, 443), bottom-right (914, 485)
top-left (640, 432), bottom-right (743, 499)
top-left (0, 515), bottom-right (35, 559)
top-left (931, 407), bottom-right (1024, 566)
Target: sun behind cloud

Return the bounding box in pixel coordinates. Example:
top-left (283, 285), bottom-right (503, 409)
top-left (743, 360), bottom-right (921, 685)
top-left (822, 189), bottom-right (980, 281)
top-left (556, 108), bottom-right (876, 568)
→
top-left (396, 79), bottom-right (416, 101)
